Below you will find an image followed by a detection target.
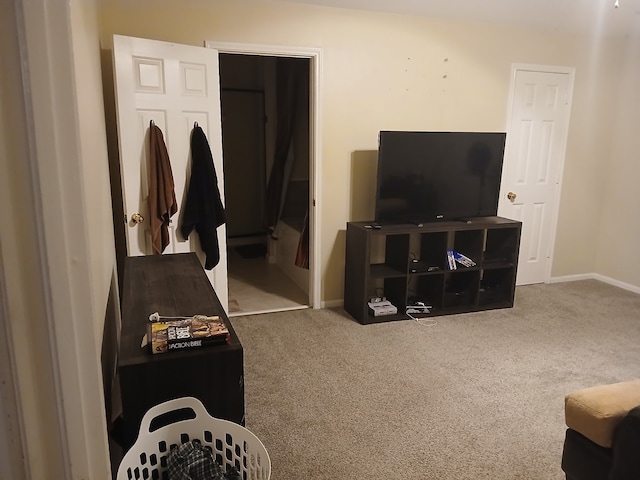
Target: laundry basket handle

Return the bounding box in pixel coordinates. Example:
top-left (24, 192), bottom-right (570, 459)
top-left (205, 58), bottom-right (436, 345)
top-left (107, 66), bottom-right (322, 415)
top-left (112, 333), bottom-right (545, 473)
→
top-left (139, 397), bottom-right (210, 435)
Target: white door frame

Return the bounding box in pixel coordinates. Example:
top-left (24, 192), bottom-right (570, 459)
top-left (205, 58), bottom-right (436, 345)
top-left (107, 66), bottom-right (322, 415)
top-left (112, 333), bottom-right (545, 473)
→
top-left (2, 0), bottom-right (111, 477)
top-left (205, 41), bottom-right (322, 309)
top-left (502, 63), bottom-right (575, 284)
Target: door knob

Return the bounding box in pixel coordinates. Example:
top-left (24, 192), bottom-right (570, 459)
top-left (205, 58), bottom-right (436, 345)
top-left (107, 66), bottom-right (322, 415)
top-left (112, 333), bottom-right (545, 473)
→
top-left (131, 213), bottom-right (144, 224)
top-left (507, 192), bottom-right (517, 202)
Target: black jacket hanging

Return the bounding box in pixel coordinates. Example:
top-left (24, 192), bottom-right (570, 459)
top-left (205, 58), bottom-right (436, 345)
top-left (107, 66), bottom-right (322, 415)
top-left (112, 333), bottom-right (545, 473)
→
top-left (181, 125), bottom-right (226, 269)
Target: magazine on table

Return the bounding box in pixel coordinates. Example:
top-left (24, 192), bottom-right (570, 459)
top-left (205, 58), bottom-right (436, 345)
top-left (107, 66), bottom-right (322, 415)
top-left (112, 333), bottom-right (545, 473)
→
top-left (144, 315), bottom-right (230, 354)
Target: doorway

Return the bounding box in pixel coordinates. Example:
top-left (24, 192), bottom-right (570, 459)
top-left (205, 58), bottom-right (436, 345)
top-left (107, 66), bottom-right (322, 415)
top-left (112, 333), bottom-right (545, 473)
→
top-left (498, 64), bottom-right (574, 285)
top-left (218, 52), bottom-right (314, 316)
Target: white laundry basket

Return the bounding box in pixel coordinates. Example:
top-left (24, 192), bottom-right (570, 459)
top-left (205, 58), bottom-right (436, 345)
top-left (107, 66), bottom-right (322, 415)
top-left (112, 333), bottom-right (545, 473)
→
top-left (117, 397), bottom-right (270, 480)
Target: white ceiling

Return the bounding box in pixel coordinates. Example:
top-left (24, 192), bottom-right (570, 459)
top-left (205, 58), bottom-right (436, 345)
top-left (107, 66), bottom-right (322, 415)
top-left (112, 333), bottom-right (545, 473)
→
top-left (278, 0), bottom-right (640, 37)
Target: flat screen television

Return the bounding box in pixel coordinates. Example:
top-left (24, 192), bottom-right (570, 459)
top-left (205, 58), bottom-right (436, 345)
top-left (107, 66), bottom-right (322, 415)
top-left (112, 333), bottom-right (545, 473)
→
top-left (374, 131), bottom-right (506, 224)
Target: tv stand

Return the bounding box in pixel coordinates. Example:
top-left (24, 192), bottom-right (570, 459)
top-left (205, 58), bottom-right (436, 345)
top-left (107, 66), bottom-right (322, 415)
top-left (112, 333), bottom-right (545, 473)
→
top-left (344, 216), bottom-right (522, 324)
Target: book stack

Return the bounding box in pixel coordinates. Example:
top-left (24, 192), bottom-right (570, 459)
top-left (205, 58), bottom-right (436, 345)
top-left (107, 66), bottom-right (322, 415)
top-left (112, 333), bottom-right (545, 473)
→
top-left (147, 315), bottom-right (230, 354)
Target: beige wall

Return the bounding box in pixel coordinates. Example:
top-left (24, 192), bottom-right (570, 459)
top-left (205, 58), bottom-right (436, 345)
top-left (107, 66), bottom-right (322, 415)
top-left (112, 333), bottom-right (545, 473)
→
top-left (100, 0), bottom-right (639, 301)
top-left (2, 0), bottom-right (115, 477)
top-left (594, 36), bottom-right (640, 286)
top-left (553, 35), bottom-right (633, 283)
top-left (69, 0), bottom-right (119, 471)
top-left (71, 0), bottom-right (120, 349)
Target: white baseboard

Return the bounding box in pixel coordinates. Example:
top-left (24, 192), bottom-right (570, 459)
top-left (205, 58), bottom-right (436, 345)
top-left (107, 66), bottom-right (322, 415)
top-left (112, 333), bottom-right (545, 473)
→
top-left (550, 273), bottom-right (640, 295)
top-left (548, 273), bottom-right (593, 284)
top-left (321, 299), bottom-right (344, 309)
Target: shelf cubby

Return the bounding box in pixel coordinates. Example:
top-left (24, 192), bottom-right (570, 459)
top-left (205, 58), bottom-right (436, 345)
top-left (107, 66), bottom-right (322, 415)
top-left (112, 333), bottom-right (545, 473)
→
top-left (418, 231), bottom-right (448, 269)
top-left (484, 227), bottom-right (520, 266)
top-left (443, 270), bottom-right (481, 308)
top-left (452, 229), bottom-right (484, 266)
top-left (479, 267), bottom-right (516, 306)
top-left (409, 274), bottom-right (445, 310)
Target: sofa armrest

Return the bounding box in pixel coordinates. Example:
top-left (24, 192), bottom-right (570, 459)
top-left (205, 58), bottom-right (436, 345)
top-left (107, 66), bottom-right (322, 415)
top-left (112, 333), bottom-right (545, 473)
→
top-left (565, 380), bottom-right (640, 448)
top-left (608, 405), bottom-right (640, 480)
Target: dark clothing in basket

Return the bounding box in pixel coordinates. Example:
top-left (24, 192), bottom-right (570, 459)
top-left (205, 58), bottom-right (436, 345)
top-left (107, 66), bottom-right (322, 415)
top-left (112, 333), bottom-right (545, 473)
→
top-left (167, 440), bottom-right (239, 480)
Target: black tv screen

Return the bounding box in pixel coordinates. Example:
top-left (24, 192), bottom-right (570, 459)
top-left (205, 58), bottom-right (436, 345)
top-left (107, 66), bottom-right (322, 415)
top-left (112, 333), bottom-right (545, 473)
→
top-left (374, 131), bottom-right (506, 224)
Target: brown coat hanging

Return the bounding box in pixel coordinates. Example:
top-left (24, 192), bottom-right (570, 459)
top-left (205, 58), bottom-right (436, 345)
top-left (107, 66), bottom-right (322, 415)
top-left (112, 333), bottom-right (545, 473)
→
top-left (148, 122), bottom-right (177, 254)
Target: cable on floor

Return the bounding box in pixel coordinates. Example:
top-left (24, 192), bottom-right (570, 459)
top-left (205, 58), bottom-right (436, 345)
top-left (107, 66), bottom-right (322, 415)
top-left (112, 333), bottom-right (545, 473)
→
top-left (405, 309), bottom-right (437, 327)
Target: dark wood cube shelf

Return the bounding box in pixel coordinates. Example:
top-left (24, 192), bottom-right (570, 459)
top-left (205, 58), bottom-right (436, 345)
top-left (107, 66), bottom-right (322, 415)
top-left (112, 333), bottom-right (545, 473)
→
top-left (344, 217), bottom-right (522, 324)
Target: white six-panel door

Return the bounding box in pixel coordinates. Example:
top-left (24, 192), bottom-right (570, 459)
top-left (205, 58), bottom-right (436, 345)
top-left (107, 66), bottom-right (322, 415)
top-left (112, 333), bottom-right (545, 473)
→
top-left (112, 35), bottom-right (228, 311)
top-left (499, 67), bottom-right (573, 285)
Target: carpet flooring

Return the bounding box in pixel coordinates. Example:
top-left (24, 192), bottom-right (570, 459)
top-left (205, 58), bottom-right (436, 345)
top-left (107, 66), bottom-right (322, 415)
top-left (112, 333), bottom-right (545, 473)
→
top-left (229, 280), bottom-right (640, 480)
